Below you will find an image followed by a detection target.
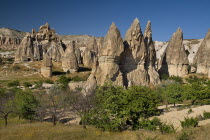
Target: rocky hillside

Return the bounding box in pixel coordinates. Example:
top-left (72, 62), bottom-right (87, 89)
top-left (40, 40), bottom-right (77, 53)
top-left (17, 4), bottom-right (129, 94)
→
top-left (0, 28), bottom-right (28, 50)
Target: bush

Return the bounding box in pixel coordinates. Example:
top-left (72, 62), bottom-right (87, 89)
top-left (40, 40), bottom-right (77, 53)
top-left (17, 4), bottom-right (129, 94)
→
top-left (12, 65), bottom-right (21, 71)
top-left (34, 81), bottom-right (43, 89)
top-left (168, 76), bottom-right (183, 83)
top-left (71, 76), bottom-right (86, 82)
top-left (203, 111), bottom-right (210, 120)
top-left (45, 79), bottom-right (54, 84)
top-left (159, 123), bottom-right (175, 133)
top-left (23, 82), bottom-right (32, 88)
top-left (180, 117), bottom-right (198, 128)
top-left (177, 129), bottom-right (193, 140)
top-left (8, 80), bottom-right (20, 87)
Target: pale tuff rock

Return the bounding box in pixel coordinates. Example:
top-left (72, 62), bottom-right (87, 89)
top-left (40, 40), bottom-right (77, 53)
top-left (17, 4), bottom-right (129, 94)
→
top-left (144, 21), bottom-right (160, 85)
top-left (62, 41), bottom-right (79, 73)
top-left (194, 29), bottom-right (210, 75)
top-left (121, 18), bottom-right (149, 86)
top-left (74, 45), bottom-right (82, 64)
top-left (15, 23), bottom-right (65, 63)
top-left (159, 28), bottom-right (189, 77)
top-left (41, 53), bottom-right (52, 78)
top-left (0, 28), bottom-right (27, 50)
top-left (91, 23), bottom-right (124, 86)
top-left (82, 37), bottom-right (98, 67)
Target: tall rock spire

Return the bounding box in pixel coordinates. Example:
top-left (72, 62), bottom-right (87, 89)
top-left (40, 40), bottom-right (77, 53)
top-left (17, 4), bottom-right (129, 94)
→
top-left (144, 21), bottom-right (160, 85)
top-left (194, 29), bottom-right (210, 76)
top-left (159, 28), bottom-right (189, 77)
top-left (121, 18), bottom-right (149, 87)
top-left (91, 22), bottom-right (124, 86)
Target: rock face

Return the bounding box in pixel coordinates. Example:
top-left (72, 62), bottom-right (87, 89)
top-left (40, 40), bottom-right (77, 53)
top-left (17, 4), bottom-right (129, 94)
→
top-left (41, 53), bottom-right (52, 78)
top-left (121, 18), bottom-right (149, 86)
top-left (62, 41), bottom-right (79, 73)
top-left (15, 23), bottom-right (65, 63)
top-left (144, 21), bottom-right (160, 85)
top-left (82, 37), bottom-right (98, 67)
top-left (159, 28), bottom-right (189, 77)
top-left (91, 23), bottom-right (124, 86)
top-left (194, 29), bottom-right (210, 75)
top-left (0, 28), bottom-right (27, 50)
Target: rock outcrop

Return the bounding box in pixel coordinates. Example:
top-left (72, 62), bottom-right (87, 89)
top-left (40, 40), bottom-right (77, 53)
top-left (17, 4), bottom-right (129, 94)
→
top-left (82, 37), bottom-right (98, 67)
top-left (41, 53), bottom-right (52, 78)
top-left (159, 28), bottom-right (189, 77)
top-left (0, 28), bottom-right (27, 50)
top-left (121, 18), bottom-right (149, 86)
top-left (91, 23), bottom-right (124, 86)
top-left (62, 41), bottom-right (79, 73)
top-left (15, 23), bottom-right (65, 63)
top-left (194, 29), bottom-right (210, 75)
top-left (144, 21), bottom-right (160, 85)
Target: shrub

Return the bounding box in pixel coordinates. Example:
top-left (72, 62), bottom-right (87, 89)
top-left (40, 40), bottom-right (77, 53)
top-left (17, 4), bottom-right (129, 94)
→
top-left (45, 79), bottom-right (54, 84)
top-left (23, 82), bottom-right (32, 88)
top-left (8, 80), bottom-right (20, 87)
top-left (177, 129), bottom-right (193, 140)
top-left (168, 76), bottom-right (183, 83)
top-left (34, 81), bottom-right (43, 89)
top-left (159, 123), bottom-right (175, 133)
top-left (203, 111), bottom-right (210, 120)
top-left (12, 65), bottom-right (21, 71)
top-left (188, 109), bottom-right (193, 114)
top-left (180, 117), bottom-right (198, 128)
top-left (139, 119), bottom-right (159, 131)
top-left (71, 76), bottom-right (86, 82)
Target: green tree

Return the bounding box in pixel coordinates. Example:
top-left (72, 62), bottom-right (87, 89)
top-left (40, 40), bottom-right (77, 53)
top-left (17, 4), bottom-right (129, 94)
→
top-left (14, 89), bottom-right (38, 120)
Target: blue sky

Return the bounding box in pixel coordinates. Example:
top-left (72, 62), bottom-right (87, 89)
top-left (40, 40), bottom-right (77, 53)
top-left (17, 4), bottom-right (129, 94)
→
top-left (0, 0), bottom-right (209, 41)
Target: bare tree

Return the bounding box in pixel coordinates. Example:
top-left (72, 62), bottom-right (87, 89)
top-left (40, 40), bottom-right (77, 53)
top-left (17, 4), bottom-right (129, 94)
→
top-left (0, 88), bottom-right (15, 126)
top-left (64, 88), bottom-right (95, 129)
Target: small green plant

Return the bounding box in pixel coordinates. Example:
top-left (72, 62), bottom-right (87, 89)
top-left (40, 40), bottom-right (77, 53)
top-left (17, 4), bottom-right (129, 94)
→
top-left (34, 81), bottom-right (43, 89)
top-left (177, 129), bottom-right (193, 140)
top-left (188, 109), bottom-right (193, 114)
top-left (45, 79), bottom-right (54, 84)
top-left (23, 82), bottom-right (32, 88)
top-left (71, 76), bottom-right (86, 82)
top-left (12, 65), bottom-right (21, 71)
top-left (159, 123), bottom-right (175, 133)
top-left (203, 111), bottom-right (210, 120)
top-left (180, 117), bottom-right (198, 128)
top-left (8, 80), bottom-right (20, 87)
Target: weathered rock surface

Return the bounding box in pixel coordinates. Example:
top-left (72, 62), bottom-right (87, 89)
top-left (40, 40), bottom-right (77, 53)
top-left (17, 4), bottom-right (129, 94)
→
top-left (144, 21), bottom-right (160, 85)
top-left (41, 53), bottom-right (52, 78)
top-left (91, 23), bottom-right (124, 86)
top-left (159, 28), bottom-right (189, 77)
top-left (15, 23), bottom-right (65, 63)
top-left (62, 41), bottom-right (79, 73)
top-left (194, 29), bottom-right (210, 75)
top-left (121, 18), bottom-right (148, 86)
top-left (0, 28), bottom-right (27, 50)
top-left (82, 37), bottom-right (98, 67)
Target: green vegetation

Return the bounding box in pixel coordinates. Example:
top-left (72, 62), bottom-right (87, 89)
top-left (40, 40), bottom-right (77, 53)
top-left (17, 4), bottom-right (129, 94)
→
top-left (180, 117), bottom-right (198, 128)
top-left (7, 80), bottom-right (20, 87)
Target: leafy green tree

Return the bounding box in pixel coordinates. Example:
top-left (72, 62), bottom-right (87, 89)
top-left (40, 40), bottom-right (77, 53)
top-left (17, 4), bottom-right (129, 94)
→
top-left (14, 89), bottom-right (38, 120)
top-left (87, 84), bottom-right (159, 131)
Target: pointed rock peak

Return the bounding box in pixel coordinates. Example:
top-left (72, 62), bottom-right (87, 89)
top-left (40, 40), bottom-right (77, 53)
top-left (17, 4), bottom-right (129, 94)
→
top-left (144, 21), bottom-right (152, 35)
top-left (176, 27), bottom-right (182, 33)
top-left (146, 21), bottom-right (151, 28)
top-left (110, 22), bottom-right (117, 29)
top-left (134, 18), bottom-right (140, 23)
top-left (45, 22), bottom-right (49, 26)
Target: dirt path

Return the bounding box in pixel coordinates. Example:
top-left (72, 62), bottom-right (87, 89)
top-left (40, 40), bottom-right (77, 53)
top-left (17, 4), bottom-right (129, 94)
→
top-left (156, 105), bottom-right (210, 130)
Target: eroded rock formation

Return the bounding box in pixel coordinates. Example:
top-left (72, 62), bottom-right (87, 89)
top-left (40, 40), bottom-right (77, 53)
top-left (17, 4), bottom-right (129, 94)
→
top-left (121, 18), bottom-right (149, 86)
top-left (91, 23), bottom-right (124, 86)
top-left (15, 23), bottom-right (65, 63)
top-left (41, 53), bottom-right (52, 78)
top-left (144, 21), bottom-right (160, 85)
top-left (159, 28), bottom-right (189, 77)
top-left (194, 29), bottom-right (210, 75)
top-left (62, 41), bottom-right (79, 73)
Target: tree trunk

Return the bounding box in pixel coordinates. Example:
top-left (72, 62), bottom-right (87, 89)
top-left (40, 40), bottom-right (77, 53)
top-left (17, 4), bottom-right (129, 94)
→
top-left (174, 103), bottom-right (176, 107)
top-left (82, 120), bottom-right (86, 129)
top-left (52, 115), bottom-right (56, 126)
top-left (4, 115), bottom-right (8, 126)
